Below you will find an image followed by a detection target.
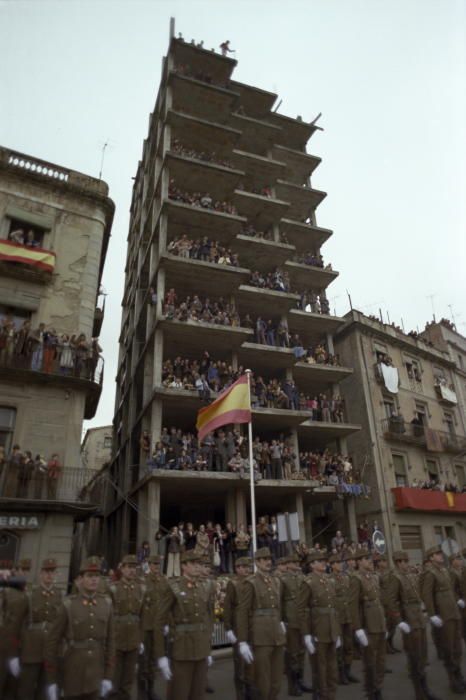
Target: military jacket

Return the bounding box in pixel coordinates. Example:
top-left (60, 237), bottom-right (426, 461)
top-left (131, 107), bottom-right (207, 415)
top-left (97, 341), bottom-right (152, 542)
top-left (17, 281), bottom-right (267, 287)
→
top-left (386, 570), bottom-right (424, 629)
top-left (378, 569), bottom-right (392, 611)
top-left (297, 572), bottom-right (340, 642)
top-left (236, 570), bottom-right (285, 647)
top-left (45, 593), bottom-right (114, 696)
top-left (109, 580), bottom-right (145, 651)
top-left (331, 571), bottom-right (352, 625)
top-left (0, 586), bottom-right (28, 656)
top-left (154, 576), bottom-right (214, 661)
top-left (223, 577), bottom-right (250, 635)
top-left (281, 570), bottom-right (305, 629)
top-left (20, 584), bottom-right (63, 663)
top-left (349, 571), bottom-right (386, 634)
top-left (142, 573), bottom-right (163, 632)
top-left (421, 562), bottom-right (460, 621)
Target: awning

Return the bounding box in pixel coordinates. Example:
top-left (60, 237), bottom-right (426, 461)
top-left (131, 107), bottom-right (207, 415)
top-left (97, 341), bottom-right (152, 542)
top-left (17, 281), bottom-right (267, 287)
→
top-left (0, 240), bottom-right (55, 273)
top-left (392, 487), bottom-right (466, 513)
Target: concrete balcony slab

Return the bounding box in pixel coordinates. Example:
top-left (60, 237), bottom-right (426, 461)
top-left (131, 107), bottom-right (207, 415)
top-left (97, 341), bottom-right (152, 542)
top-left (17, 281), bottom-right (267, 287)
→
top-left (166, 110), bottom-right (242, 153)
top-left (169, 72), bottom-right (240, 122)
top-left (170, 37), bottom-right (237, 84)
top-left (229, 113), bottom-right (282, 153)
top-left (276, 180), bottom-right (327, 219)
top-left (280, 219), bottom-right (332, 252)
top-left (161, 253), bottom-right (250, 297)
top-left (298, 420), bottom-right (362, 448)
top-left (292, 362), bottom-right (353, 390)
top-left (229, 80), bottom-right (277, 118)
top-left (272, 145), bottom-right (321, 184)
top-left (237, 284), bottom-right (300, 317)
top-left (163, 199), bottom-right (246, 241)
top-left (234, 235), bottom-right (296, 270)
top-left (165, 152), bottom-right (244, 200)
top-left (232, 190), bottom-right (290, 226)
top-left (266, 113), bottom-right (317, 150)
top-left (230, 150), bottom-right (286, 187)
top-left (288, 309), bottom-right (345, 344)
top-left (284, 261), bottom-right (339, 291)
top-left (158, 317), bottom-right (254, 355)
top-left (238, 342), bottom-right (296, 371)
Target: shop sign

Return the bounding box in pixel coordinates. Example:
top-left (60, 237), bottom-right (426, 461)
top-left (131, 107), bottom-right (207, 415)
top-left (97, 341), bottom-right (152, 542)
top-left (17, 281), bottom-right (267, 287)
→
top-left (0, 514), bottom-right (42, 529)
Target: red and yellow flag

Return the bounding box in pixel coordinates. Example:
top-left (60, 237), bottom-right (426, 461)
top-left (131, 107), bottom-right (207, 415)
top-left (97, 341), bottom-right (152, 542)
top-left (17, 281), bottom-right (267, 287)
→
top-left (445, 492), bottom-right (455, 508)
top-left (196, 374), bottom-right (251, 442)
top-left (0, 240), bottom-right (56, 273)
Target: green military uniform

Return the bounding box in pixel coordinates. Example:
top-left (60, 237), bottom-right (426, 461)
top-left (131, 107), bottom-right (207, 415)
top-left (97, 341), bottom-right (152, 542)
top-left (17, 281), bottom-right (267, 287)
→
top-left (236, 547), bottom-right (286, 700)
top-left (329, 552), bottom-right (357, 685)
top-left (140, 556), bottom-right (165, 697)
top-left (0, 579), bottom-right (28, 700)
top-left (461, 548), bottom-right (466, 642)
top-left (349, 551), bottom-right (386, 699)
top-left (108, 554), bottom-right (145, 700)
top-left (154, 550), bottom-right (214, 700)
top-left (223, 557), bottom-right (252, 700)
top-left (18, 559), bottom-right (63, 700)
top-left (386, 550), bottom-right (437, 700)
top-left (281, 556), bottom-right (307, 696)
top-left (297, 551), bottom-right (339, 700)
top-left (45, 557), bottom-right (114, 700)
top-left (376, 555), bottom-right (398, 654)
top-left (449, 553), bottom-right (466, 644)
top-left (421, 545), bottom-right (464, 693)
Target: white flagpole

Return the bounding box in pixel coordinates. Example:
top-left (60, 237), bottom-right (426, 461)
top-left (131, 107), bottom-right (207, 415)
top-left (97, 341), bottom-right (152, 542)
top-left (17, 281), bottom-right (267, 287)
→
top-left (245, 369), bottom-right (257, 556)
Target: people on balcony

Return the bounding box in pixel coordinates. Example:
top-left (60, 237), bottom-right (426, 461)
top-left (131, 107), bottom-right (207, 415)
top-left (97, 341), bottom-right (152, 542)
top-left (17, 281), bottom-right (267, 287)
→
top-left (0, 445), bottom-right (62, 499)
top-left (168, 179), bottom-right (238, 214)
top-left (248, 268), bottom-right (292, 293)
top-left (170, 138), bottom-right (233, 169)
top-left (167, 234), bottom-right (239, 267)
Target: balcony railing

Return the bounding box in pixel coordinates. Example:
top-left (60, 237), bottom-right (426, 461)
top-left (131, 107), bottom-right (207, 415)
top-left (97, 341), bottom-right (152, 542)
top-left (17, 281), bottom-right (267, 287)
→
top-left (0, 352), bottom-right (104, 387)
top-left (382, 418), bottom-right (466, 454)
top-left (0, 466), bottom-right (100, 503)
top-left (0, 239), bottom-right (56, 279)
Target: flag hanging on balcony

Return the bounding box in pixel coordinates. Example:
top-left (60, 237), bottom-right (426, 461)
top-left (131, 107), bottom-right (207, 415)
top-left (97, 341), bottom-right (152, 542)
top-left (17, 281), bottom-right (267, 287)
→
top-left (196, 374), bottom-right (251, 442)
top-left (0, 240), bottom-right (56, 273)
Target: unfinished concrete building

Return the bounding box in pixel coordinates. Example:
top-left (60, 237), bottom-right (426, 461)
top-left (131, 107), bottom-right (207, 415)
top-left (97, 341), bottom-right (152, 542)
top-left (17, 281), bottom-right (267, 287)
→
top-left (106, 35), bottom-right (362, 562)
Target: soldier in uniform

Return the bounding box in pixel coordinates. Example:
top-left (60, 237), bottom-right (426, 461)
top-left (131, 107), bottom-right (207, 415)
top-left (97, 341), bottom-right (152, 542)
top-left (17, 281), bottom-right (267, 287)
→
top-left (236, 546), bottom-right (286, 700)
top-left (461, 548), bottom-right (466, 641)
top-left (274, 557), bottom-right (288, 578)
top-left (108, 554), bottom-right (145, 700)
top-left (421, 544), bottom-right (465, 694)
top-left (387, 550), bottom-right (439, 700)
top-left (141, 555), bottom-right (164, 700)
top-left (449, 552), bottom-right (466, 644)
top-left (349, 550), bottom-right (386, 700)
top-left (0, 566), bottom-right (28, 699)
top-left (282, 553), bottom-right (312, 696)
top-left (329, 552), bottom-right (358, 685)
top-left (297, 549), bottom-right (340, 700)
top-left (375, 554), bottom-right (399, 654)
top-left (223, 555), bottom-right (252, 700)
top-left (45, 556), bottom-right (114, 700)
top-left (17, 557), bottom-right (63, 700)
top-left (154, 549), bottom-right (214, 700)
top-left (198, 555), bottom-right (216, 695)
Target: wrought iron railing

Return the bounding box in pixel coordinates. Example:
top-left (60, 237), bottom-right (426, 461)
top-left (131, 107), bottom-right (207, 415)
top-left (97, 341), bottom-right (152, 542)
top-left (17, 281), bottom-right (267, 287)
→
top-left (381, 418), bottom-right (466, 453)
top-left (0, 465), bottom-right (100, 503)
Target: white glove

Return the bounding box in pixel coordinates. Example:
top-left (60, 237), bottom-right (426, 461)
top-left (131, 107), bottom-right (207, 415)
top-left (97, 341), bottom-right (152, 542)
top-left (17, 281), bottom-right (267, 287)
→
top-left (7, 657), bottom-right (21, 678)
top-left (280, 621), bottom-right (286, 634)
top-left (158, 656), bottom-right (172, 680)
top-left (163, 624), bottom-right (169, 636)
top-left (304, 634), bottom-right (316, 654)
top-left (336, 636), bottom-right (342, 649)
top-left (226, 630), bottom-right (237, 644)
top-left (385, 630), bottom-right (389, 639)
top-left (430, 615), bottom-right (443, 628)
top-left (101, 679), bottom-right (113, 697)
top-left (46, 685), bottom-right (58, 700)
top-left (207, 655), bottom-right (213, 667)
top-left (355, 628), bottom-right (369, 646)
top-left (398, 621), bottom-right (411, 634)
top-left (139, 642), bottom-right (145, 654)
top-left (239, 641), bottom-right (254, 664)
top-left (457, 599), bottom-right (466, 609)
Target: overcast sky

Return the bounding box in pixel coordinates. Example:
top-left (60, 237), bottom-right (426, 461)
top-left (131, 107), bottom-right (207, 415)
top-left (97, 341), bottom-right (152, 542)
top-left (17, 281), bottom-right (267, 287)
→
top-left (1, 0), bottom-right (465, 433)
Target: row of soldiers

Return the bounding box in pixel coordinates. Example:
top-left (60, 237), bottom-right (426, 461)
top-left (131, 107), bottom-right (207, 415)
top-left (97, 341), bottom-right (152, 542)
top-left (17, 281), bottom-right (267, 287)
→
top-left (0, 542), bottom-right (465, 700)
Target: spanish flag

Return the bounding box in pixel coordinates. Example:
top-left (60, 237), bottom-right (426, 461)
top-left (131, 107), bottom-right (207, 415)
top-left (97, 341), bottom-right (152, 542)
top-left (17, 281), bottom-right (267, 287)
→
top-left (445, 492), bottom-right (455, 508)
top-left (196, 374), bottom-right (251, 442)
top-left (0, 240), bottom-right (56, 273)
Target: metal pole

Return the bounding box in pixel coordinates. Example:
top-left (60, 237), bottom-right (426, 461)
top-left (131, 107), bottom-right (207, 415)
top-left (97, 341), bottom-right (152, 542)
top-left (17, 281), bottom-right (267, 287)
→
top-left (245, 369), bottom-right (257, 556)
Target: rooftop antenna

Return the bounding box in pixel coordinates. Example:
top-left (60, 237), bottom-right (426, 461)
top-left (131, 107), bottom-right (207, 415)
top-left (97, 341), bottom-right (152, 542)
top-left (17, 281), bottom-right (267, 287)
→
top-left (98, 141), bottom-right (108, 180)
top-left (273, 99), bottom-right (283, 113)
top-left (448, 304), bottom-right (457, 326)
top-left (346, 290), bottom-right (353, 310)
top-left (427, 293), bottom-right (436, 322)
top-left (169, 17), bottom-right (175, 40)
top-left (379, 308), bottom-right (383, 323)
top-left (401, 317), bottom-right (405, 332)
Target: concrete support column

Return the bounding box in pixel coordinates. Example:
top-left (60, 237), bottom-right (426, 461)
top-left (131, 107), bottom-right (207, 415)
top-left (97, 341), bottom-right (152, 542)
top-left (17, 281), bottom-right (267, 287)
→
top-left (235, 489), bottom-right (247, 528)
top-left (150, 398), bottom-right (163, 448)
top-left (138, 479), bottom-right (161, 544)
top-left (156, 266), bottom-right (165, 319)
top-left (272, 221), bottom-right (280, 243)
top-left (326, 332), bottom-right (335, 355)
top-left (161, 167), bottom-right (170, 202)
top-left (304, 506), bottom-right (313, 545)
top-left (289, 428), bottom-right (300, 471)
top-left (153, 328), bottom-right (164, 387)
top-left (231, 351), bottom-right (238, 372)
top-left (295, 492), bottom-right (305, 544)
top-left (225, 489), bottom-right (236, 525)
top-left (344, 497), bottom-right (358, 544)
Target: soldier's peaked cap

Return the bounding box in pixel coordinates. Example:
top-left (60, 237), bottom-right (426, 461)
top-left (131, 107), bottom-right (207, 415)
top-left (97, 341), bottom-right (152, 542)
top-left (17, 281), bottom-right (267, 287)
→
top-left (254, 547), bottom-right (272, 559)
top-left (353, 549), bottom-right (371, 560)
top-left (308, 550), bottom-right (328, 563)
top-left (18, 558), bottom-right (31, 570)
top-left (425, 545), bottom-right (442, 559)
top-left (80, 556), bottom-right (101, 574)
top-left (41, 558), bottom-right (58, 570)
top-left (235, 556), bottom-right (252, 567)
top-left (393, 550), bottom-right (409, 562)
top-left (121, 554), bottom-right (138, 566)
top-left (181, 550), bottom-right (203, 564)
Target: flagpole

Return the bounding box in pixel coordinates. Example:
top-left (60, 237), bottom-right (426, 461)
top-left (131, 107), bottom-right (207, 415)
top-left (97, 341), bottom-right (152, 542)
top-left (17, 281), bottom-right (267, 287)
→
top-left (245, 369), bottom-right (257, 557)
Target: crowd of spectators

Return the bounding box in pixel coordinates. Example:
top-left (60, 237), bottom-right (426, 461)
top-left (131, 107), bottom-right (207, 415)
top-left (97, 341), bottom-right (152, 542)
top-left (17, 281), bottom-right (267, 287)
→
top-left (163, 290), bottom-right (241, 326)
top-left (409, 478), bottom-right (466, 493)
top-left (237, 182), bottom-right (273, 198)
top-left (240, 223), bottom-right (290, 244)
top-left (168, 180), bottom-right (238, 215)
top-left (249, 268), bottom-right (292, 293)
top-left (298, 289), bottom-right (331, 314)
top-left (0, 444), bottom-right (62, 499)
top-left (0, 315), bottom-right (102, 379)
top-left (174, 63), bottom-right (227, 89)
top-left (293, 250), bottom-right (332, 271)
top-left (167, 234), bottom-right (239, 267)
top-left (9, 227), bottom-right (43, 248)
top-left (170, 138), bottom-right (233, 169)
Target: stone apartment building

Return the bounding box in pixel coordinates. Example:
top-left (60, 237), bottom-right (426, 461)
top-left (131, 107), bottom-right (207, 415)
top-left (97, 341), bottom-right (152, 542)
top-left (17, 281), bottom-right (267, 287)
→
top-left (335, 311), bottom-right (466, 563)
top-left (81, 425), bottom-right (113, 471)
top-left (105, 34), bottom-right (364, 564)
top-left (0, 147), bottom-right (113, 582)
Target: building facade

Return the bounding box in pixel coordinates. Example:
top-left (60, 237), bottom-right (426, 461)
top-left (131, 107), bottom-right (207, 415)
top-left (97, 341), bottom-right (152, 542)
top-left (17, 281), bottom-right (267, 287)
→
top-left (106, 35), bottom-right (363, 564)
top-left (335, 310), bottom-right (466, 563)
top-left (81, 425), bottom-right (113, 471)
top-left (0, 146), bottom-right (114, 582)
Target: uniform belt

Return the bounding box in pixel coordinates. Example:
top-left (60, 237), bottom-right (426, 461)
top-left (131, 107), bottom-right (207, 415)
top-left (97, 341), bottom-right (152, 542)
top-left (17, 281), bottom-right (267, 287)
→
top-left (115, 613), bottom-right (139, 622)
top-left (28, 622), bottom-right (48, 630)
top-left (175, 623), bottom-right (207, 632)
top-left (68, 639), bottom-right (101, 648)
top-left (252, 608), bottom-right (279, 616)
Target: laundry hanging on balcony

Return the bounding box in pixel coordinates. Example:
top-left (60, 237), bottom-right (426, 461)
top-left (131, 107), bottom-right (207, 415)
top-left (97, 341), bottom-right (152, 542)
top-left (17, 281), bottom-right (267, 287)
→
top-left (0, 239), bottom-right (56, 273)
top-left (380, 363), bottom-right (399, 393)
